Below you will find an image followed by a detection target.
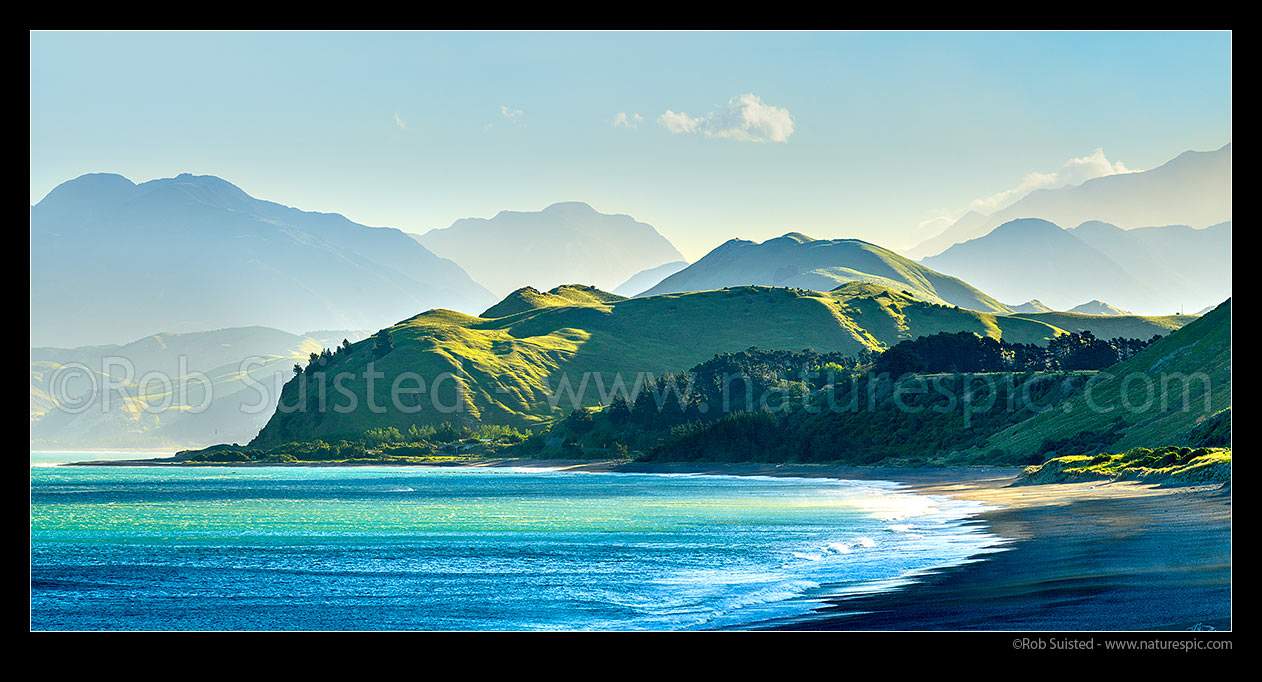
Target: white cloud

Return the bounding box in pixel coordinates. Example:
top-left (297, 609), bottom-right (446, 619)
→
top-left (657, 110), bottom-right (702, 135)
top-left (657, 93), bottom-right (794, 143)
top-left (612, 112), bottom-right (645, 129)
top-left (394, 112), bottom-right (407, 130)
top-left (968, 148), bottom-right (1136, 214)
top-left (500, 105), bottom-right (524, 121)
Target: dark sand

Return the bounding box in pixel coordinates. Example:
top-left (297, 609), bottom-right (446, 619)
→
top-left (762, 470), bottom-right (1232, 631)
top-left (66, 456), bottom-right (1231, 631)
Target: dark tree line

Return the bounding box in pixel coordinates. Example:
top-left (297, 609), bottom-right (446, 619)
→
top-left (293, 337), bottom-right (359, 376)
top-left (874, 331), bottom-right (1161, 376)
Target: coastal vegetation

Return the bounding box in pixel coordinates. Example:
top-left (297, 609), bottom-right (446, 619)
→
top-left (183, 300), bottom-right (1227, 469)
top-left (1018, 446), bottom-right (1232, 485)
top-left (179, 422), bottom-right (533, 464)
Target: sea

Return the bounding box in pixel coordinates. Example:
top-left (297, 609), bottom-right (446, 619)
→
top-left (30, 452), bottom-right (1007, 630)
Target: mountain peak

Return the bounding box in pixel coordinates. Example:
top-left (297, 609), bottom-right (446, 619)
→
top-left (419, 202), bottom-right (683, 296)
top-left (36, 172), bottom-right (137, 208)
top-left (1009, 299), bottom-right (1055, 313)
top-left (1068, 300), bottom-right (1132, 316)
top-left (541, 201), bottom-right (597, 214)
top-left (993, 217), bottom-right (1063, 233)
top-left (638, 229), bottom-right (1009, 313)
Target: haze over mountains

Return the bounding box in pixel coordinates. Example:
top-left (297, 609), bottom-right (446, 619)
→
top-left (922, 218), bottom-right (1231, 315)
top-left (905, 144), bottom-right (1232, 259)
top-left (413, 202), bottom-right (686, 297)
top-left (30, 173), bottom-right (496, 347)
top-left (31, 326), bottom-right (369, 449)
top-left (613, 261), bottom-right (689, 297)
top-left (638, 232), bottom-right (1011, 313)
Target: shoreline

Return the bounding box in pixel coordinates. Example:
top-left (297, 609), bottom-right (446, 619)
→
top-left (52, 455), bottom-right (1231, 631)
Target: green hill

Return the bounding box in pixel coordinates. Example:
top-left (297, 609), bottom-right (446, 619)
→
top-left (985, 299), bottom-right (1231, 460)
top-left (481, 284), bottom-right (626, 318)
top-left (1004, 310), bottom-right (1195, 339)
top-left (250, 283), bottom-right (1196, 445)
top-left (638, 233), bottom-right (1013, 314)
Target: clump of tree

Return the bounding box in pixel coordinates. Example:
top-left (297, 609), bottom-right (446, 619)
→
top-left (373, 329), bottom-right (394, 359)
top-left (877, 331), bottom-right (1161, 375)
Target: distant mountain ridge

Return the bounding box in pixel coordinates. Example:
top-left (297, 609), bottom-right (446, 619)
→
top-left (31, 326), bottom-right (369, 449)
top-left (1010, 300), bottom-right (1053, 313)
top-left (922, 217), bottom-right (1231, 315)
top-left (31, 173), bottom-right (496, 347)
top-left (906, 143), bottom-right (1231, 259)
top-left (413, 202), bottom-right (685, 297)
top-left (639, 232), bottom-right (1012, 314)
top-left (1068, 300), bottom-right (1131, 316)
top-left (613, 261), bottom-right (689, 297)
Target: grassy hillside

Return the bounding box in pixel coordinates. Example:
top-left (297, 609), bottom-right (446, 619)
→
top-left (1018, 446), bottom-right (1230, 486)
top-left (1004, 310), bottom-right (1196, 339)
top-left (251, 283), bottom-right (1196, 445)
top-left (481, 285), bottom-right (626, 318)
top-left (985, 299), bottom-right (1230, 460)
top-left (639, 233), bottom-right (1014, 314)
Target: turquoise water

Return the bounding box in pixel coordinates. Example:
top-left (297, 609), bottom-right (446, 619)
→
top-left (30, 454), bottom-right (1006, 630)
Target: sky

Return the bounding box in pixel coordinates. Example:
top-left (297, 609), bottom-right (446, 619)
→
top-left (29, 30), bottom-right (1232, 261)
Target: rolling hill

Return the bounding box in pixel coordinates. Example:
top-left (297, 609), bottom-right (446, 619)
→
top-left (412, 202), bottom-right (686, 297)
top-left (985, 299), bottom-right (1231, 460)
top-left (30, 173), bottom-right (496, 347)
top-left (637, 232), bottom-right (1012, 313)
top-left (905, 143), bottom-right (1232, 259)
top-left (250, 282), bottom-right (1195, 445)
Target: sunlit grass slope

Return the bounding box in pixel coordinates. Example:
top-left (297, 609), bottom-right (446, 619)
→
top-left (1018, 446), bottom-right (1230, 485)
top-left (252, 283), bottom-right (1198, 445)
top-left (1005, 311), bottom-right (1198, 339)
top-left (987, 299), bottom-right (1231, 460)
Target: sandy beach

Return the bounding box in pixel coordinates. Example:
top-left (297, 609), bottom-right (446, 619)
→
top-left (61, 455), bottom-right (1232, 631)
top-left (473, 459), bottom-right (1233, 631)
top-left (783, 473), bottom-right (1232, 631)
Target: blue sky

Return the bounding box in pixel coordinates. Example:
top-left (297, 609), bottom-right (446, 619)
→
top-left (30, 30), bottom-right (1231, 260)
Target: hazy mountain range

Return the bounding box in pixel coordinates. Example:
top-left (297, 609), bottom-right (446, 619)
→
top-left (638, 232), bottom-right (1012, 313)
top-left (905, 144), bottom-right (1232, 259)
top-left (412, 202), bottom-right (686, 297)
top-left (922, 218), bottom-right (1231, 315)
top-left (30, 173), bottom-right (496, 347)
top-left (31, 326), bottom-right (368, 449)
top-left (613, 261), bottom-right (690, 297)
